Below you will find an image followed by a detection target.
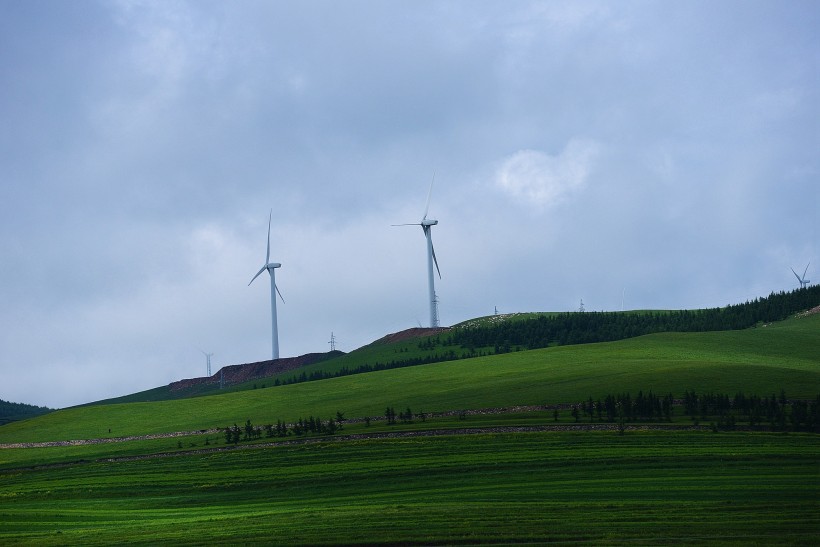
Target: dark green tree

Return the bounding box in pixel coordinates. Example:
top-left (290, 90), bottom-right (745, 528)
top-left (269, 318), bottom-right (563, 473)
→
top-left (234, 424), bottom-right (242, 443)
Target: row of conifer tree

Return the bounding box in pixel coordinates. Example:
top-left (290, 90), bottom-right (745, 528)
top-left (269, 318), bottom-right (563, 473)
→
top-left (451, 285), bottom-right (820, 351)
top-left (224, 413), bottom-right (346, 444)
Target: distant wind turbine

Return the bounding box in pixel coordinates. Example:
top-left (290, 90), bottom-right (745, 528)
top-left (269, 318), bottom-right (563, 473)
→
top-left (791, 262), bottom-right (811, 289)
top-left (249, 210), bottom-right (285, 360)
top-left (393, 174), bottom-right (442, 328)
top-left (200, 350), bottom-right (214, 377)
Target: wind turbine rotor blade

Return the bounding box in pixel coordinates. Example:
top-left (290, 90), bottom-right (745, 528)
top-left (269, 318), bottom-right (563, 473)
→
top-left (791, 268), bottom-right (802, 282)
top-left (391, 223), bottom-right (421, 226)
top-left (431, 240), bottom-right (441, 279)
top-left (266, 210), bottom-right (272, 265)
top-left (803, 262), bottom-right (811, 279)
top-left (422, 172), bottom-right (435, 221)
top-left (249, 265), bottom-right (267, 286)
top-left (275, 284), bottom-right (285, 303)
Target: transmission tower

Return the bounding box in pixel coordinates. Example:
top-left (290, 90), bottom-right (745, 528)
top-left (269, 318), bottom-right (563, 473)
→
top-left (328, 332), bottom-right (337, 352)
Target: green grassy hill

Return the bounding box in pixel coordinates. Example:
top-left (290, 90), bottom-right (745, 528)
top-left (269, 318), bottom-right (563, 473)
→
top-left (1, 312), bottom-right (817, 444)
top-left (0, 399), bottom-right (52, 426)
top-left (89, 286), bottom-right (820, 404)
top-left (1, 310), bottom-right (819, 546)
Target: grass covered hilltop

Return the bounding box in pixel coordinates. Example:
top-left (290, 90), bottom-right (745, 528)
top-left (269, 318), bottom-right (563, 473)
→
top-left (1, 288), bottom-right (819, 545)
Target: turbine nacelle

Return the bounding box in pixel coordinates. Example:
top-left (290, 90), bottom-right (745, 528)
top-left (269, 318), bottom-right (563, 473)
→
top-left (421, 219), bottom-right (438, 227)
top-left (791, 262), bottom-right (811, 288)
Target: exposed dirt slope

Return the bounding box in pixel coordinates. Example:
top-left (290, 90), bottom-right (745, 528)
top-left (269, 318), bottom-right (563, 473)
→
top-left (168, 352), bottom-right (341, 392)
top-left (169, 327), bottom-right (451, 392)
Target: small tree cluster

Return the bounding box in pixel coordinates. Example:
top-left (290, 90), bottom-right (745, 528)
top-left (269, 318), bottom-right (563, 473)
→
top-left (224, 413), bottom-right (345, 444)
top-left (244, 419), bottom-right (262, 441)
top-left (576, 392), bottom-right (674, 423)
top-left (224, 423), bottom-right (242, 444)
top-left (685, 390), bottom-right (820, 431)
top-left (263, 420), bottom-right (290, 438)
top-left (385, 406), bottom-right (424, 424)
top-left (291, 415), bottom-right (338, 436)
top-left (385, 407), bottom-right (397, 424)
top-left (417, 336), bottom-right (442, 350)
top-left (399, 407), bottom-right (414, 424)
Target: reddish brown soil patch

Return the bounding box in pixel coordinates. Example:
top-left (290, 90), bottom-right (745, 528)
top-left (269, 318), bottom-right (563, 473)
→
top-left (168, 352), bottom-right (337, 392)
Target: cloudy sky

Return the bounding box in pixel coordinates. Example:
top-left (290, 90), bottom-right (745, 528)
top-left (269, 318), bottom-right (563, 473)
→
top-left (1, 1), bottom-right (817, 408)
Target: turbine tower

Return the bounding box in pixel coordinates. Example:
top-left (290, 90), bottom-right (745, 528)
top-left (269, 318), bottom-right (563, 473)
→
top-left (791, 262), bottom-right (811, 289)
top-left (249, 210), bottom-right (285, 360)
top-left (393, 174), bottom-right (442, 328)
top-left (201, 350), bottom-right (214, 377)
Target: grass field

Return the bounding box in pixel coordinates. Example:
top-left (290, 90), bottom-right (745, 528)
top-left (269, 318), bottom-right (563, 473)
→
top-left (1, 312), bottom-right (818, 544)
top-left (1, 430), bottom-right (818, 545)
top-left (1, 313), bottom-right (817, 445)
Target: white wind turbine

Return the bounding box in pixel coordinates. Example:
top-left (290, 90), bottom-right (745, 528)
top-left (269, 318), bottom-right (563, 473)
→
top-left (249, 210), bottom-right (285, 360)
top-left (790, 262), bottom-right (811, 289)
top-left (394, 175), bottom-right (442, 328)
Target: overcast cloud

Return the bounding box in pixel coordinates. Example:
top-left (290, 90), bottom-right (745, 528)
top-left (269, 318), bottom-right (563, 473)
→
top-left (1, 1), bottom-right (817, 408)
